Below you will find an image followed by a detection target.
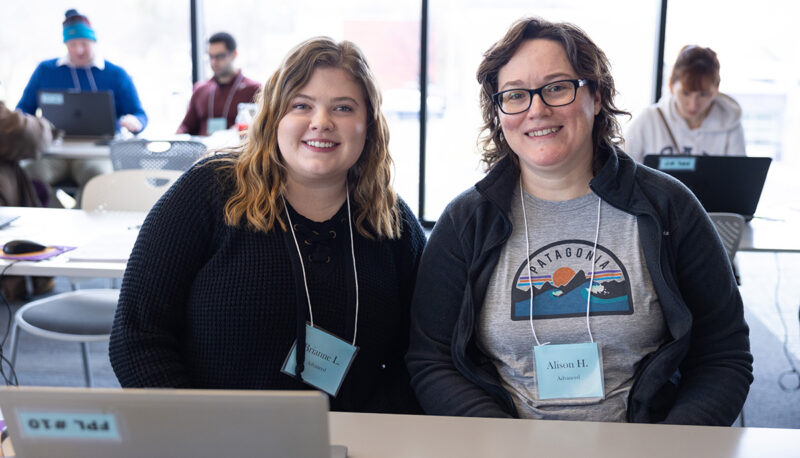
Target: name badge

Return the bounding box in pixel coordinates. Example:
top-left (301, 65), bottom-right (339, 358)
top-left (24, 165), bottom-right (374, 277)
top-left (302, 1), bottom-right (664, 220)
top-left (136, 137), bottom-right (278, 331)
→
top-left (281, 324), bottom-right (359, 397)
top-left (534, 342), bottom-right (605, 400)
top-left (658, 156), bottom-right (696, 171)
top-left (206, 117), bottom-right (227, 134)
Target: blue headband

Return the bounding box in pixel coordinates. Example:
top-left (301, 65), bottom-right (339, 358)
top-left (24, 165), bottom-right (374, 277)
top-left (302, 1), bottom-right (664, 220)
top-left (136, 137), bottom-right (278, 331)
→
top-left (63, 22), bottom-right (96, 43)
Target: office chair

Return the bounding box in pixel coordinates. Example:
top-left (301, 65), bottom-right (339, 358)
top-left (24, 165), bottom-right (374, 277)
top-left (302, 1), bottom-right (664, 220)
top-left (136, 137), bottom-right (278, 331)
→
top-left (81, 169), bottom-right (183, 212)
top-left (6, 170), bottom-right (179, 386)
top-left (109, 139), bottom-right (206, 171)
top-left (709, 212), bottom-right (747, 427)
top-left (8, 290), bottom-right (119, 387)
top-left (708, 212), bottom-right (746, 264)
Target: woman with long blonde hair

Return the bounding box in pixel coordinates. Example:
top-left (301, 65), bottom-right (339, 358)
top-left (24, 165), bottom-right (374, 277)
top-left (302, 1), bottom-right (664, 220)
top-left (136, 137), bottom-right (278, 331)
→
top-left (110, 37), bottom-right (424, 413)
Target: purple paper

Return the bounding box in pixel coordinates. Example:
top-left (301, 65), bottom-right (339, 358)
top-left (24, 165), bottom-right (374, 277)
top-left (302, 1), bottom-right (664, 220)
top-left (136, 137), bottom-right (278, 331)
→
top-left (0, 245), bottom-right (76, 261)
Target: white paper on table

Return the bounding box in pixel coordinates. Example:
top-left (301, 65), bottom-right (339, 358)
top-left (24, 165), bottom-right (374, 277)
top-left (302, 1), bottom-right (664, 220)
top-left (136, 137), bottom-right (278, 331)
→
top-left (67, 231), bottom-right (138, 262)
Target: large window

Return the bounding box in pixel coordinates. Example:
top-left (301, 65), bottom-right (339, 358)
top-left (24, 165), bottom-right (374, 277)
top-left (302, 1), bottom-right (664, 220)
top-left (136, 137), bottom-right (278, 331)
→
top-left (0, 1), bottom-right (191, 137)
top-left (425, 0), bottom-right (660, 220)
top-left (203, 0), bottom-right (422, 208)
top-left (5, 2), bottom-right (797, 219)
top-left (662, 0), bottom-right (800, 212)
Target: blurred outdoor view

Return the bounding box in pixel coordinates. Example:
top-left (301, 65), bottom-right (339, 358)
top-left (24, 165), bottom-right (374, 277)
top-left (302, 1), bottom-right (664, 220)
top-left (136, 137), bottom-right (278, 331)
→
top-left (1, 0), bottom-right (798, 220)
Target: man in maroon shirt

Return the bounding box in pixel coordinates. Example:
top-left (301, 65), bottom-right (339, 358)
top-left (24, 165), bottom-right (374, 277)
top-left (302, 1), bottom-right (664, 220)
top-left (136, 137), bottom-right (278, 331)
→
top-left (177, 32), bottom-right (261, 135)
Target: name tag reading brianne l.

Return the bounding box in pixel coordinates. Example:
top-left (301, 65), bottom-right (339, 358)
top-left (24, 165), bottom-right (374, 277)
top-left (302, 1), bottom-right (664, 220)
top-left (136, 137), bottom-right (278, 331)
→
top-left (18, 411), bottom-right (120, 440)
top-left (282, 324), bottom-right (359, 397)
top-left (534, 342), bottom-right (605, 400)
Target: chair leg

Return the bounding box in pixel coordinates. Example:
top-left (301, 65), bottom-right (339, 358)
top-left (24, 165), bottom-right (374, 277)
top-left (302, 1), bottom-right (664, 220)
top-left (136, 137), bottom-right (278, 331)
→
top-left (9, 323), bottom-right (20, 367)
top-left (80, 342), bottom-right (93, 387)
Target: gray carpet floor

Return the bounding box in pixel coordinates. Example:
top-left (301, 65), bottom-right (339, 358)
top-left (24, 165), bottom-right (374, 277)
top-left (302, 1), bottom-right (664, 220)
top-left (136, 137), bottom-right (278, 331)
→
top-left (1, 253), bottom-right (799, 428)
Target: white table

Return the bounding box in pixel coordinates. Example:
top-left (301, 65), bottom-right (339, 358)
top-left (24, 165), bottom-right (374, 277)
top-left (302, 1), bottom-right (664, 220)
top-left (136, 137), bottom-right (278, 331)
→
top-left (0, 207), bottom-right (145, 278)
top-left (740, 216), bottom-right (800, 253)
top-left (43, 139), bottom-right (111, 160)
top-left (329, 412), bottom-right (800, 458)
top-left (43, 130), bottom-right (243, 160)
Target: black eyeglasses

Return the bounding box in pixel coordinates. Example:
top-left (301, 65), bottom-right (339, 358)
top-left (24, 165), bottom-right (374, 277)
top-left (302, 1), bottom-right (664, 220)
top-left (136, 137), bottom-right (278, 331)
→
top-left (492, 79), bottom-right (589, 114)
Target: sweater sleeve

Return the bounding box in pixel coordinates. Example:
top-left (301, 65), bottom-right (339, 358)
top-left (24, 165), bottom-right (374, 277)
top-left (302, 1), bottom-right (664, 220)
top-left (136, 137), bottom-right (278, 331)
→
top-left (406, 205), bottom-right (513, 417)
top-left (0, 102), bottom-right (54, 161)
top-left (372, 199), bottom-right (426, 414)
top-left (16, 63), bottom-right (43, 115)
top-left (662, 198), bottom-right (753, 425)
top-left (623, 112), bottom-right (649, 163)
top-left (109, 162), bottom-right (220, 387)
top-left (113, 65), bottom-right (148, 131)
top-left (176, 89), bottom-right (201, 135)
top-left (727, 124), bottom-right (747, 156)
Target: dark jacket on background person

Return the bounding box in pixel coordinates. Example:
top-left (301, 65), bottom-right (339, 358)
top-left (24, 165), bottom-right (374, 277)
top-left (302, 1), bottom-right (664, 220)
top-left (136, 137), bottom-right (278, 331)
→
top-left (406, 146), bottom-right (753, 425)
top-left (0, 101), bottom-right (54, 207)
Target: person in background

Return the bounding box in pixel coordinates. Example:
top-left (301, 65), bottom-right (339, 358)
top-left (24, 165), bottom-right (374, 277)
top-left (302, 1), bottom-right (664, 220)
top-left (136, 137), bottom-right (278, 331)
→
top-left (16, 8), bottom-right (148, 192)
top-left (624, 45), bottom-right (746, 162)
top-left (110, 37), bottom-right (425, 414)
top-left (177, 32), bottom-right (260, 136)
top-left (406, 17), bottom-right (752, 425)
top-left (0, 101), bottom-right (54, 207)
top-left (0, 100), bottom-right (56, 300)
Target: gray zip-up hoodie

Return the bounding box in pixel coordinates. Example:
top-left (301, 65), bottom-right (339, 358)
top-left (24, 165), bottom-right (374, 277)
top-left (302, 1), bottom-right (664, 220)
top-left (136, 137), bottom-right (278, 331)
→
top-left (624, 93), bottom-right (746, 162)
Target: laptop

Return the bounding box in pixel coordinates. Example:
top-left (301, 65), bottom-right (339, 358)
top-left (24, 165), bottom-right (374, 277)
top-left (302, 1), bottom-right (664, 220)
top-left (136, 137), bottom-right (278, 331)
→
top-left (0, 215), bottom-right (19, 229)
top-left (0, 386), bottom-right (346, 458)
top-left (643, 155), bottom-right (771, 220)
top-left (38, 90), bottom-right (116, 139)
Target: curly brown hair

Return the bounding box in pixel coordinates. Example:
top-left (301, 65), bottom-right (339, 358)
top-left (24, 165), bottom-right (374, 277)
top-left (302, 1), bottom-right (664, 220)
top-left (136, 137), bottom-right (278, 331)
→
top-left (476, 17), bottom-right (629, 172)
top-left (213, 37), bottom-right (400, 239)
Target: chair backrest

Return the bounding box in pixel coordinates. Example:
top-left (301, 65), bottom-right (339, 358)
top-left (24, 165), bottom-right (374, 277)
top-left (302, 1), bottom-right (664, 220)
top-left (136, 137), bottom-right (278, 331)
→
top-left (708, 212), bottom-right (746, 263)
top-left (110, 139), bottom-right (206, 171)
top-left (81, 169), bottom-right (182, 212)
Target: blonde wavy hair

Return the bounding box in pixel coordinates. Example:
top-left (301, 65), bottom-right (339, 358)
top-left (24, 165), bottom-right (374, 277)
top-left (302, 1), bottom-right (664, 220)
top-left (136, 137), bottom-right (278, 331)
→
top-left (214, 37), bottom-right (400, 239)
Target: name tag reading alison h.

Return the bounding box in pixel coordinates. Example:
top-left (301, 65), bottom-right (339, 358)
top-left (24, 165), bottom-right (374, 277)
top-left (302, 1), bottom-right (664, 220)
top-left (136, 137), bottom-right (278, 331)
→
top-left (282, 324), bottom-right (359, 397)
top-left (534, 342), bottom-right (605, 400)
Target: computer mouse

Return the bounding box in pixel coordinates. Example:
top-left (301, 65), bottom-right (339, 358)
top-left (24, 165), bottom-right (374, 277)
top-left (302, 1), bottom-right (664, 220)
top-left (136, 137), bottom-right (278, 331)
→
top-left (3, 239), bottom-right (47, 255)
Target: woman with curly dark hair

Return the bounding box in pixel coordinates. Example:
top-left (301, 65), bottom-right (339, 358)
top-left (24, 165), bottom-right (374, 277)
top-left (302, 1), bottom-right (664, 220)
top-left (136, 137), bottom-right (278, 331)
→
top-left (407, 17), bottom-right (752, 425)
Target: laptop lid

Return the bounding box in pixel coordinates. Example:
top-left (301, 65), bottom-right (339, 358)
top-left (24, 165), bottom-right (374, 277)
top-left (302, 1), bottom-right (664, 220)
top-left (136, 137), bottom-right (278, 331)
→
top-left (0, 215), bottom-right (19, 229)
top-left (0, 386), bottom-right (332, 458)
top-left (643, 155), bottom-right (772, 219)
top-left (38, 90), bottom-right (117, 138)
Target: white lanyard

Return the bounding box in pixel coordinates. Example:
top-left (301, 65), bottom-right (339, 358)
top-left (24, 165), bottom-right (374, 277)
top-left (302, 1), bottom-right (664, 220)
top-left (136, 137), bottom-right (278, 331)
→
top-left (283, 186), bottom-right (360, 346)
top-left (519, 180), bottom-right (602, 346)
top-left (69, 67), bottom-right (98, 92)
top-left (208, 72), bottom-right (244, 122)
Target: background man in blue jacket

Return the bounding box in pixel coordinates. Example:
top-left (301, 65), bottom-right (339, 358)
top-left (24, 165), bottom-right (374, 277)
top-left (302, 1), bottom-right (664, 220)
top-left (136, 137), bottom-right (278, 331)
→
top-left (16, 9), bottom-right (148, 199)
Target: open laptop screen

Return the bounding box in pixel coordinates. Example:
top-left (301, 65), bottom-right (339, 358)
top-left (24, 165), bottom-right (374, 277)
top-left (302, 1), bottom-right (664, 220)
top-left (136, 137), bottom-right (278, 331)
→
top-left (38, 90), bottom-right (117, 138)
top-left (643, 155), bottom-right (771, 219)
top-left (0, 387), bottom-right (333, 458)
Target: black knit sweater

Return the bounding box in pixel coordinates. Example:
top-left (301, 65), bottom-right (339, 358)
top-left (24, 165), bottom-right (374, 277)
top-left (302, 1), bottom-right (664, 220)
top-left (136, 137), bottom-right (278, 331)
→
top-left (109, 157), bottom-right (426, 413)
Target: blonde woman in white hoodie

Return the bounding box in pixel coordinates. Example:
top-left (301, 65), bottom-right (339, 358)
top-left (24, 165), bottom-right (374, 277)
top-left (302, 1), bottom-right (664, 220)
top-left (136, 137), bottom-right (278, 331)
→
top-left (624, 45), bottom-right (746, 162)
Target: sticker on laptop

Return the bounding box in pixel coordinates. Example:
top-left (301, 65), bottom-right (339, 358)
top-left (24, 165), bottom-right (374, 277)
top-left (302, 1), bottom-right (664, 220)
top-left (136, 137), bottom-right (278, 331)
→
top-left (39, 92), bottom-right (65, 105)
top-left (658, 157), bottom-right (696, 171)
top-left (17, 411), bottom-right (120, 440)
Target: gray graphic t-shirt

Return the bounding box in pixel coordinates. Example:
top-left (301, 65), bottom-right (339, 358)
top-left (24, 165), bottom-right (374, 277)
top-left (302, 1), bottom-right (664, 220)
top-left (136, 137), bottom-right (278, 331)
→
top-left (477, 186), bottom-right (669, 422)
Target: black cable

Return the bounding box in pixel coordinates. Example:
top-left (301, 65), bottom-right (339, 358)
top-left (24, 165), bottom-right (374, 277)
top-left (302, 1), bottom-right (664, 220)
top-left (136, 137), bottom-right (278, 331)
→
top-left (0, 260), bottom-right (20, 385)
top-left (1, 261), bottom-right (19, 347)
top-left (773, 253), bottom-right (800, 392)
